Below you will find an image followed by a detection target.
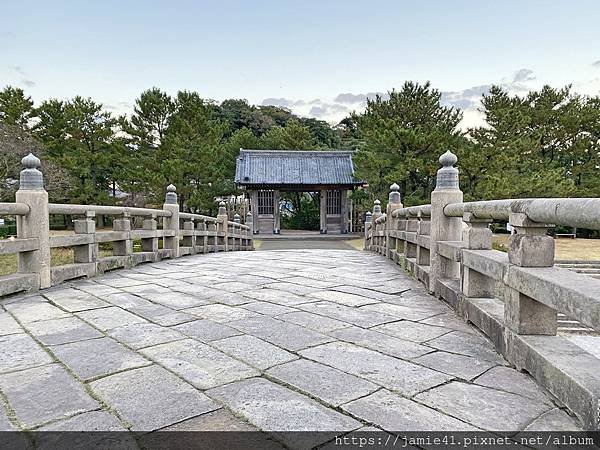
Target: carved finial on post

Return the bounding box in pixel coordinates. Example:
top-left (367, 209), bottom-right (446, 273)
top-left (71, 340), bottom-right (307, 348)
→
top-left (19, 153), bottom-right (44, 190)
top-left (372, 199), bottom-right (382, 218)
top-left (388, 183), bottom-right (401, 204)
top-left (233, 213), bottom-right (240, 224)
top-left (218, 201), bottom-right (227, 216)
top-left (365, 211), bottom-right (372, 223)
top-left (165, 184), bottom-right (177, 204)
top-left (434, 150), bottom-right (459, 191)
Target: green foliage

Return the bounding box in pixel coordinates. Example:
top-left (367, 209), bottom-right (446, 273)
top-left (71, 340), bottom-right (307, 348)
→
top-left (354, 81), bottom-right (464, 205)
top-left (281, 192), bottom-right (320, 230)
top-left (260, 119), bottom-right (318, 150)
top-left (0, 86), bottom-right (33, 131)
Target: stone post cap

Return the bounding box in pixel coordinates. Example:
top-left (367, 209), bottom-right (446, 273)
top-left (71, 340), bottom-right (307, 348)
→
top-left (19, 152), bottom-right (44, 190)
top-left (365, 211), bottom-right (373, 223)
top-left (373, 199), bottom-right (382, 215)
top-left (388, 183), bottom-right (401, 204)
top-left (434, 150), bottom-right (459, 191)
top-left (165, 184), bottom-right (177, 204)
top-left (218, 201), bottom-right (227, 215)
top-left (234, 213), bottom-right (240, 223)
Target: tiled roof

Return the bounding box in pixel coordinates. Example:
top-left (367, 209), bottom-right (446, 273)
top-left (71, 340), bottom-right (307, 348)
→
top-left (235, 149), bottom-right (360, 186)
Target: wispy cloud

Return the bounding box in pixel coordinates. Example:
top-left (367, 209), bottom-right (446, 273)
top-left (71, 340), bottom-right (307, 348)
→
top-left (592, 60), bottom-right (600, 68)
top-left (11, 66), bottom-right (36, 88)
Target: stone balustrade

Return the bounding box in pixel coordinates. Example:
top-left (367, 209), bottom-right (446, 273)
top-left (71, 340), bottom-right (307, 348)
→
top-left (0, 153), bottom-right (254, 298)
top-left (364, 150), bottom-right (600, 430)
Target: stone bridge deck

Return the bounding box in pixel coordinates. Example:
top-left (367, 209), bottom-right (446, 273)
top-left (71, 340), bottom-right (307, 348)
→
top-left (0, 249), bottom-right (582, 443)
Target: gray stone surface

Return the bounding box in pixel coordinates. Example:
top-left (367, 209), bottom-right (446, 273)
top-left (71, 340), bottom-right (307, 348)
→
top-left (298, 301), bottom-right (395, 328)
top-left (307, 290), bottom-right (379, 307)
top-left (0, 333), bottom-right (53, 373)
top-left (141, 339), bottom-right (258, 389)
top-left (185, 303), bottom-right (258, 323)
top-left (90, 365), bottom-right (218, 431)
top-left (0, 249), bottom-right (577, 432)
top-left (108, 322), bottom-right (185, 349)
top-left (412, 351), bottom-right (497, 380)
top-left (43, 289), bottom-right (109, 312)
top-left (426, 330), bottom-right (505, 363)
top-left (228, 316), bottom-right (332, 351)
top-left (266, 359), bottom-right (378, 406)
top-left (77, 306), bottom-right (147, 331)
top-left (0, 312), bottom-right (24, 336)
top-left (0, 401), bottom-right (14, 431)
top-left (343, 389), bottom-right (477, 431)
top-left (414, 381), bottom-right (551, 430)
top-left (473, 365), bottom-right (552, 402)
top-left (330, 326), bottom-right (433, 359)
top-left (23, 316), bottom-right (102, 345)
top-left (0, 363), bottom-right (98, 428)
top-left (523, 408), bottom-right (582, 431)
top-left (173, 319), bottom-right (241, 342)
top-left (277, 311), bottom-right (351, 332)
top-left (212, 335), bottom-right (297, 370)
top-left (51, 337), bottom-right (151, 381)
top-left (4, 298), bottom-right (70, 323)
top-left (300, 342), bottom-right (452, 396)
top-left (373, 320), bottom-right (451, 343)
top-left (207, 378), bottom-right (360, 447)
top-left (38, 410), bottom-right (126, 431)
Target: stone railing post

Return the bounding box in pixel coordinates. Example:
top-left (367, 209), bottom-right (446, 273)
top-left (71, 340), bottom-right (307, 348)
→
top-left (430, 150), bottom-right (463, 295)
top-left (364, 211), bottom-right (372, 250)
top-left (16, 153), bottom-right (51, 289)
top-left (386, 183), bottom-right (402, 259)
top-left (73, 210), bottom-right (97, 272)
top-left (372, 200), bottom-right (382, 252)
top-left (217, 201), bottom-right (229, 251)
top-left (162, 184), bottom-right (180, 258)
top-left (142, 214), bottom-right (159, 255)
top-left (504, 211), bottom-right (557, 335)
top-left (246, 211), bottom-right (253, 235)
top-left (182, 217), bottom-right (196, 253)
top-left (112, 212), bottom-right (132, 257)
top-left (461, 213), bottom-right (494, 299)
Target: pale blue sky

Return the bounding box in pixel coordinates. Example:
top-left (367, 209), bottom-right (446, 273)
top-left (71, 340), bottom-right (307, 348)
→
top-left (1, 0), bottom-right (599, 124)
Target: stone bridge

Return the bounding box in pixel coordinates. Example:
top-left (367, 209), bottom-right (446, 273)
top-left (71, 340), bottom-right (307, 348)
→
top-left (0, 152), bottom-right (596, 445)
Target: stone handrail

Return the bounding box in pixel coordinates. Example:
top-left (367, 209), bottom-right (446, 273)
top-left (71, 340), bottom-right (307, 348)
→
top-left (364, 150), bottom-right (600, 430)
top-left (0, 153), bottom-right (254, 298)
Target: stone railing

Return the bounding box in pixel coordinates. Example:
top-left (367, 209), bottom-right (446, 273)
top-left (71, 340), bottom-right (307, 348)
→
top-left (0, 153), bottom-right (253, 298)
top-left (365, 150), bottom-right (600, 430)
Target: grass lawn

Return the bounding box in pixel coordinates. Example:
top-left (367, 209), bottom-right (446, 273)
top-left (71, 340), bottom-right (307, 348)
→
top-left (493, 234), bottom-right (600, 261)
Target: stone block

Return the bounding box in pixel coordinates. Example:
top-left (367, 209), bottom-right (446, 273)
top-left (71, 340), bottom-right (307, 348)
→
top-left (266, 359), bottom-right (378, 406)
top-left (77, 306), bottom-right (147, 331)
top-left (426, 330), bottom-right (505, 363)
top-left (0, 364), bottom-right (98, 429)
top-left (343, 389), bottom-right (477, 431)
top-left (508, 234), bottom-right (554, 267)
top-left (24, 316), bottom-right (102, 345)
top-left (108, 322), bottom-right (185, 349)
top-left (0, 313), bottom-right (23, 336)
top-left (373, 320), bottom-right (451, 343)
top-left (504, 287), bottom-right (557, 335)
top-left (173, 319), bottom-right (241, 342)
top-left (90, 365), bottom-right (218, 431)
top-left (412, 351), bottom-right (497, 380)
top-left (307, 291), bottom-right (379, 307)
top-left (185, 304), bottom-right (258, 323)
top-left (3, 298), bottom-right (70, 323)
top-left (212, 335), bottom-right (297, 370)
top-left (277, 311), bottom-right (350, 332)
top-left (298, 301), bottom-right (395, 328)
top-left (414, 381), bottom-right (551, 430)
top-left (141, 339), bottom-right (258, 389)
top-left (0, 333), bottom-right (53, 374)
top-left (300, 342), bottom-right (452, 396)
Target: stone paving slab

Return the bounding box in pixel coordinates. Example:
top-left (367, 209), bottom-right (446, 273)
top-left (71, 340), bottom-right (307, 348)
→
top-left (0, 363), bottom-right (98, 428)
top-left (108, 322), bottom-right (185, 350)
top-left (0, 312), bottom-right (23, 336)
top-left (0, 333), bottom-right (54, 374)
top-left (23, 316), bottom-right (102, 346)
top-left (212, 335), bottom-right (298, 370)
top-left (300, 342), bottom-right (453, 396)
top-left (77, 306), bottom-right (147, 331)
top-left (90, 365), bottom-right (218, 431)
top-left (173, 319), bottom-right (242, 342)
top-left (141, 339), bottom-right (259, 389)
top-left (413, 381), bottom-right (552, 430)
top-left (0, 400), bottom-right (14, 431)
top-left (207, 378), bottom-right (360, 448)
top-left (330, 326), bottom-right (433, 360)
top-left (0, 249), bottom-right (580, 433)
top-left (228, 316), bottom-right (333, 351)
top-left (266, 359), bottom-right (379, 406)
top-left (343, 389), bottom-right (478, 431)
top-left (50, 337), bottom-right (151, 381)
